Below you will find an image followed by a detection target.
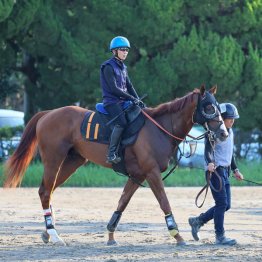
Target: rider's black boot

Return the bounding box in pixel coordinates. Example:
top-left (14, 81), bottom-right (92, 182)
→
top-left (107, 125), bottom-right (124, 164)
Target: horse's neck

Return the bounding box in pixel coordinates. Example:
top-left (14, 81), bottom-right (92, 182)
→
top-left (171, 95), bottom-right (198, 139)
top-left (154, 94), bottom-right (197, 140)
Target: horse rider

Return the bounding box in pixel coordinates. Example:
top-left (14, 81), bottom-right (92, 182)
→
top-left (188, 103), bottom-right (244, 245)
top-left (100, 36), bottom-right (144, 164)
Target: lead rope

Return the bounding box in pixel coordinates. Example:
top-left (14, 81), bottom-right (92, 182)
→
top-left (206, 124), bottom-right (222, 193)
top-left (195, 125), bottom-right (222, 208)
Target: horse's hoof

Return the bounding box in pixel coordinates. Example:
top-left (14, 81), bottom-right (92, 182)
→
top-left (46, 228), bottom-right (66, 246)
top-left (41, 231), bottom-right (50, 244)
top-left (54, 240), bottom-right (67, 246)
top-left (176, 241), bottom-right (187, 246)
top-left (107, 240), bottom-right (118, 246)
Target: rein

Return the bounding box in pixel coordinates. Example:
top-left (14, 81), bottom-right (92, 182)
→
top-left (141, 109), bottom-right (193, 181)
top-left (141, 109), bottom-right (209, 182)
top-left (130, 97), bottom-right (223, 192)
top-left (162, 148), bottom-right (183, 181)
top-left (141, 110), bottom-right (185, 141)
top-left (139, 92), bottom-right (227, 207)
top-left (113, 107), bottom-right (194, 188)
top-left (115, 172), bottom-right (146, 187)
top-left (142, 110), bottom-right (207, 141)
top-left (142, 109), bottom-right (224, 206)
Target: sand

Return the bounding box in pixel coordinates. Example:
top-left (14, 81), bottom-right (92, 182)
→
top-left (0, 187), bottom-right (261, 261)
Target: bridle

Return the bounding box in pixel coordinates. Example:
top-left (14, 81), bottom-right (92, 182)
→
top-left (142, 92), bottom-right (223, 143)
top-left (141, 94), bottom-right (223, 199)
top-left (122, 91), bottom-right (225, 190)
top-left (192, 94), bottom-right (226, 208)
top-left (192, 92), bottom-right (225, 141)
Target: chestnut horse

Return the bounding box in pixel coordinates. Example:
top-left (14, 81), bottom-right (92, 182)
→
top-left (4, 85), bottom-right (228, 246)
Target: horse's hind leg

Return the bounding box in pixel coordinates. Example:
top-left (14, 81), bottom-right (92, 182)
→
top-left (38, 141), bottom-right (72, 245)
top-left (48, 151), bottom-right (87, 226)
top-left (39, 168), bottom-right (66, 245)
top-left (39, 149), bottom-right (87, 245)
top-left (107, 176), bottom-right (145, 245)
top-left (54, 149), bottom-right (87, 190)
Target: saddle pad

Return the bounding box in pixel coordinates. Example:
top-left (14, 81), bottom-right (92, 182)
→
top-left (96, 101), bottom-right (132, 114)
top-left (80, 110), bottom-right (145, 146)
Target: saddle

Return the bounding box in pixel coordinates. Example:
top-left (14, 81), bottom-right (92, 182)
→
top-left (80, 101), bottom-right (145, 175)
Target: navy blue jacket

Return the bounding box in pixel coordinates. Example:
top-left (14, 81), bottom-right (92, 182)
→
top-left (100, 57), bottom-right (138, 106)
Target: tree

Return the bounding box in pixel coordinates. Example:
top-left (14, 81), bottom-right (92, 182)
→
top-left (239, 43), bottom-right (262, 130)
top-left (0, 0), bottom-right (261, 133)
top-left (0, 0), bottom-right (41, 110)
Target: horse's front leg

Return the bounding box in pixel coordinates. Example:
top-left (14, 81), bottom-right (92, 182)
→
top-left (107, 177), bottom-right (143, 245)
top-left (146, 168), bottom-right (186, 246)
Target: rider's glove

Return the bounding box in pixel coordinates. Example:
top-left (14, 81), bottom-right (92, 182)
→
top-left (133, 98), bottom-right (145, 108)
top-left (133, 98), bottom-right (140, 105)
top-left (138, 100), bottom-right (146, 108)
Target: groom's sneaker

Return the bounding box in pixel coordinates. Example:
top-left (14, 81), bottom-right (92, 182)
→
top-left (188, 216), bottom-right (204, 241)
top-left (215, 235), bottom-right (237, 246)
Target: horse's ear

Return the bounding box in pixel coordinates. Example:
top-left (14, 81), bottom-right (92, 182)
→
top-left (209, 85), bottom-right (217, 95)
top-left (200, 84), bottom-right (205, 95)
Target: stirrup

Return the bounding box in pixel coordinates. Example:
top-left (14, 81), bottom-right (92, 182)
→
top-left (106, 153), bottom-right (121, 164)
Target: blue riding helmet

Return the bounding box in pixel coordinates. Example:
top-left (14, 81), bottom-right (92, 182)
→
top-left (220, 103), bottom-right (239, 119)
top-left (109, 36), bottom-right (130, 51)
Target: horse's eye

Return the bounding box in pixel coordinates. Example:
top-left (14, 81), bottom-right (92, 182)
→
top-left (204, 104), bottom-right (215, 114)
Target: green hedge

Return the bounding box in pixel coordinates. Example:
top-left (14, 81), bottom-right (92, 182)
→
top-left (1, 160), bottom-right (261, 187)
top-left (0, 125), bottom-right (24, 139)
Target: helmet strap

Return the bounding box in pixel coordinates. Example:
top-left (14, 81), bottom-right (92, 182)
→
top-left (112, 50), bottom-right (124, 61)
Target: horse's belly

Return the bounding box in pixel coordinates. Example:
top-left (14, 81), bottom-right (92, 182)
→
top-left (74, 140), bottom-right (110, 167)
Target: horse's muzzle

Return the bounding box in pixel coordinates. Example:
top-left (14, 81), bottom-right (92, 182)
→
top-left (217, 129), bottom-right (228, 142)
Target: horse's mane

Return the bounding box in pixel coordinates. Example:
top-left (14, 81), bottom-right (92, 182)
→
top-left (145, 89), bottom-right (200, 117)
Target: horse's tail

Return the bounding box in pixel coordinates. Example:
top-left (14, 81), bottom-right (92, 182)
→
top-left (3, 111), bottom-right (50, 188)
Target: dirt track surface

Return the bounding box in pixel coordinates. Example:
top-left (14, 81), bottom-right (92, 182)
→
top-left (0, 187), bottom-right (261, 261)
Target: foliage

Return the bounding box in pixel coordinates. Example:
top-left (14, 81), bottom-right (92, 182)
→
top-left (0, 125), bottom-right (24, 139)
top-left (0, 0), bottom-right (15, 23)
top-left (0, 160), bottom-right (261, 187)
top-left (0, 0), bottom-right (261, 132)
top-left (239, 44), bottom-right (262, 130)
